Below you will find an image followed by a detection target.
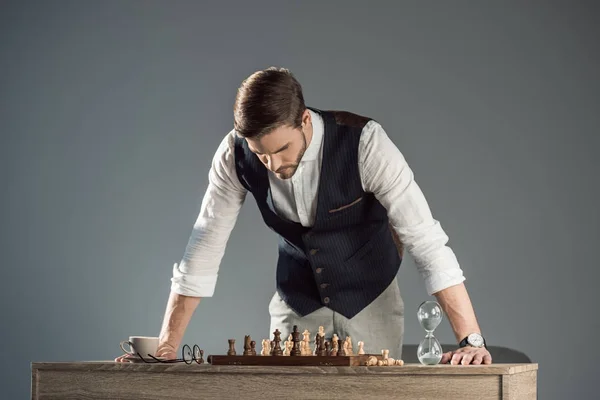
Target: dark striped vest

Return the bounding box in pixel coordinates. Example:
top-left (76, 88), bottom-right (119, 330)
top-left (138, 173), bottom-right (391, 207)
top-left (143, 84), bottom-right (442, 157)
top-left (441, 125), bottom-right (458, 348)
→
top-left (233, 107), bottom-right (403, 319)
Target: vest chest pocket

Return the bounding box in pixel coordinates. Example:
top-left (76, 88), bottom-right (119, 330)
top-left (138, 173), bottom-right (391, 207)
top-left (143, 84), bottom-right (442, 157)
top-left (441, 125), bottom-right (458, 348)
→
top-left (327, 196), bottom-right (364, 221)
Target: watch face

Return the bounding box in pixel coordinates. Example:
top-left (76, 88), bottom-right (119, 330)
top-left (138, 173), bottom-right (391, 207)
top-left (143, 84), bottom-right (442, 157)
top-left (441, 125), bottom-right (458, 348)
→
top-left (468, 333), bottom-right (484, 347)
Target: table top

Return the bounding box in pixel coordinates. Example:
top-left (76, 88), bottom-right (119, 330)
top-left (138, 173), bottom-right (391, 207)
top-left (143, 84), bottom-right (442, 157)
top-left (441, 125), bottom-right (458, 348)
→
top-left (31, 361), bottom-right (538, 376)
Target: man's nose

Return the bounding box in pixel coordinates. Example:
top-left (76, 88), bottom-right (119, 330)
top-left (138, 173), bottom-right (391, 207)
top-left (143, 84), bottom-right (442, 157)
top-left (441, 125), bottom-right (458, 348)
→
top-left (267, 156), bottom-right (282, 172)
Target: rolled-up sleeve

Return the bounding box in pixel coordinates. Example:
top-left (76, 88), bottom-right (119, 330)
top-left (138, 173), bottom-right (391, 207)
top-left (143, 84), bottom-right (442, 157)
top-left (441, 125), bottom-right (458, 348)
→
top-left (359, 121), bottom-right (465, 295)
top-left (170, 131), bottom-right (247, 297)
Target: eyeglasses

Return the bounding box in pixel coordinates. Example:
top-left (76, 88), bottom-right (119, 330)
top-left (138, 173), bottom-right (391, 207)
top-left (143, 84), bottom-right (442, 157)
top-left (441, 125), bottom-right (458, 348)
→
top-left (134, 344), bottom-right (205, 364)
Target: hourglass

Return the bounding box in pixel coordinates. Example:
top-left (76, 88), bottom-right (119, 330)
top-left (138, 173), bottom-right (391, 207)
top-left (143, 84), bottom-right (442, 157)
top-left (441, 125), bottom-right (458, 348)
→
top-left (416, 300), bottom-right (443, 365)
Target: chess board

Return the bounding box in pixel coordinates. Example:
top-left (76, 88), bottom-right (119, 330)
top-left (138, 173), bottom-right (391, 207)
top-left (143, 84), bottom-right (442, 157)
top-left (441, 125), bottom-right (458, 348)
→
top-left (207, 354), bottom-right (378, 366)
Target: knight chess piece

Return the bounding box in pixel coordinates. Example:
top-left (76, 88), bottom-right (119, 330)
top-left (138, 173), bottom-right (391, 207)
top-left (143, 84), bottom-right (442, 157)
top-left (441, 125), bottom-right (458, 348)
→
top-left (243, 335), bottom-right (252, 356)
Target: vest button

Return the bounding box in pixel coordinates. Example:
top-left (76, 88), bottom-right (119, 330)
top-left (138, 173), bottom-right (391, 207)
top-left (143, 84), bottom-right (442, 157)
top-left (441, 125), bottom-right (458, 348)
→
top-left (310, 248), bottom-right (319, 255)
top-left (315, 268), bottom-right (323, 274)
top-left (323, 297), bottom-right (330, 304)
top-left (320, 283), bottom-right (329, 289)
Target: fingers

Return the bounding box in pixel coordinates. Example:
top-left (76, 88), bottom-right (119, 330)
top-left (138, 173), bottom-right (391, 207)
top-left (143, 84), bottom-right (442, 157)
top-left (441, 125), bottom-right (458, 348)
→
top-left (114, 354), bottom-right (131, 363)
top-left (440, 351), bottom-right (453, 364)
top-left (450, 352), bottom-right (463, 365)
top-left (483, 353), bottom-right (493, 364)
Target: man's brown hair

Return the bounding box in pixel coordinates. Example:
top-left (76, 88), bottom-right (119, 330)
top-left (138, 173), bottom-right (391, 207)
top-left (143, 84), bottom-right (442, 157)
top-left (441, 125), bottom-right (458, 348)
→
top-left (233, 67), bottom-right (306, 139)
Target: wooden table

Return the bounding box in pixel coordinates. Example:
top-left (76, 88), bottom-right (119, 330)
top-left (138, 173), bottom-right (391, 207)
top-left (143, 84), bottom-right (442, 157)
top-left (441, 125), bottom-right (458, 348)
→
top-left (31, 361), bottom-right (538, 399)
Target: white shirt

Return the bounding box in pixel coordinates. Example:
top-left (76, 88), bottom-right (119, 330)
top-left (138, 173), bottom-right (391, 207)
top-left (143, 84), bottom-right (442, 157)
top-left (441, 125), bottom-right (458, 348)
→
top-left (171, 110), bottom-right (465, 297)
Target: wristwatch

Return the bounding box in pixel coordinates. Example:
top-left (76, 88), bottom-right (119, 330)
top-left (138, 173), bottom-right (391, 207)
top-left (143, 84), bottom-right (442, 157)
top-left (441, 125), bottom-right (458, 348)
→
top-left (459, 333), bottom-right (486, 348)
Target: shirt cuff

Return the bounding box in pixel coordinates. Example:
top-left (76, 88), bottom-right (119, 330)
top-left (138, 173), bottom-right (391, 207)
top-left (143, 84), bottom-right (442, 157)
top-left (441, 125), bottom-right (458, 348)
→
top-left (419, 256), bottom-right (466, 296)
top-left (169, 262), bottom-right (218, 297)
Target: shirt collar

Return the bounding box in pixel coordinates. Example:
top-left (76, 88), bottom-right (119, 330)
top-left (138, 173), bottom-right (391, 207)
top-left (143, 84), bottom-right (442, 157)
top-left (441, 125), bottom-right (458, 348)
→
top-left (300, 109), bottom-right (323, 162)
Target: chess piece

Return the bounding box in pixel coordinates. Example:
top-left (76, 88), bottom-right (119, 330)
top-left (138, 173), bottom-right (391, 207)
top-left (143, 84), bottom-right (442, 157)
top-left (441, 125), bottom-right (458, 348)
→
top-left (227, 339), bottom-right (236, 356)
top-left (313, 333), bottom-right (320, 355)
top-left (261, 339), bottom-right (270, 356)
top-left (318, 326), bottom-right (325, 337)
top-left (366, 356), bottom-right (378, 366)
top-left (271, 329), bottom-right (283, 356)
top-left (329, 338), bottom-right (338, 356)
top-left (396, 359), bottom-right (404, 366)
top-left (357, 341), bottom-right (365, 355)
top-left (338, 339), bottom-right (346, 356)
top-left (302, 330), bottom-right (311, 356)
top-left (250, 340), bottom-right (257, 356)
top-left (199, 349), bottom-right (205, 364)
top-left (317, 336), bottom-right (327, 356)
top-left (325, 341), bottom-right (330, 355)
top-left (381, 349), bottom-right (389, 360)
top-left (283, 334), bottom-right (292, 356)
top-left (290, 325), bottom-right (302, 356)
top-left (344, 336), bottom-right (353, 355)
top-left (243, 335), bottom-right (252, 356)
top-left (331, 334), bottom-right (339, 352)
top-left (417, 300), bottom-right (443, 365)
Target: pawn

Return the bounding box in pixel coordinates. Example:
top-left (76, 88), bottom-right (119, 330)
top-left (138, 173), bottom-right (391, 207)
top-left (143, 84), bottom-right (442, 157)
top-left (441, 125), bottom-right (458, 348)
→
top-left (395, 359), bottom-right (404, 366)
top-left (387, 357), bottom-right (395, 366)
top-left (357, 341), bottom-right (365, 355)
top-left (381, 349), bottom-right (389, 360)
top-left (198, 349), bottom-right (205, 364)
top-left (261, 339), bottom-right (270, 356)
top-left (329, 340), bottom-right (338, 356)
top-left (250, 340), bottom-right (257, 356)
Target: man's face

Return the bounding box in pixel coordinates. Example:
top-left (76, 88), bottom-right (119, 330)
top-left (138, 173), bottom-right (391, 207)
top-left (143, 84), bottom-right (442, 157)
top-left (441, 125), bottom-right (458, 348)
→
top-left (246, 112), bottom-right (311, 180)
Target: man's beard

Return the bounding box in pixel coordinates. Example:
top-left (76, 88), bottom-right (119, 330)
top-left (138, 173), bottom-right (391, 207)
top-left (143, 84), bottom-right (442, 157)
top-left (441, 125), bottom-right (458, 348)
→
top-left (275, 133), bottom-right (307, 179)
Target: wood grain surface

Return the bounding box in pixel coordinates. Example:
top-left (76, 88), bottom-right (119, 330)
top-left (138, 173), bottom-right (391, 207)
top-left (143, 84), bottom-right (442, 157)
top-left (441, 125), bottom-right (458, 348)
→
top-left (31, 362), bottom-right (538, 400)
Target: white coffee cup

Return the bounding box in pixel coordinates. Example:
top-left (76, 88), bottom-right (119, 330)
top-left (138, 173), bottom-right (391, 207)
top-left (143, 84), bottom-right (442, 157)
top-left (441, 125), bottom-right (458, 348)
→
top-left (120, 336), bottom-right (159, 358)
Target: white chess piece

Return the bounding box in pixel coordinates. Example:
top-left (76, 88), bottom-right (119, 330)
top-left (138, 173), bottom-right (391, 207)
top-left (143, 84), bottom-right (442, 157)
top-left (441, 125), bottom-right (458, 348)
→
top-left (302, 330), bottom-right (311, 356)
top-left (345, 336), bottom-right (353, 355)
top-left (357, 341), bottom-right (365, 355)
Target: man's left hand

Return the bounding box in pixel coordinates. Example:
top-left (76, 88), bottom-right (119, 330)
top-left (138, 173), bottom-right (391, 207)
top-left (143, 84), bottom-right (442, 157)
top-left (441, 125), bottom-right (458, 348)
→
top-left (441, 346), bottom-right (492, 365)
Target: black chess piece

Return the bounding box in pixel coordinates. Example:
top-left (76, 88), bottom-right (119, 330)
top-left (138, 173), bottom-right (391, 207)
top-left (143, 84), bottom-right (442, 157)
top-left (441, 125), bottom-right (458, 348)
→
top-left (324, 341), bottom-right (330, 356)
top-left (227, 339), bottom-right (236, 356)
top-left (199, 349), bottom-right (205, 364)
top-left (250, 340), bottom-right (257, 356)
top-left (338, 339), bottom-right (346, 356)
top-left (243, 335), bottom-right (252, 356)
top-left (317, 337), bottom-right (327, 356)
top-left (329, 338), bottom-right (338, 356)
top-left (290, 325), bottom-right (301, 356)
top-left (272, 329), bottom-right (283, 356)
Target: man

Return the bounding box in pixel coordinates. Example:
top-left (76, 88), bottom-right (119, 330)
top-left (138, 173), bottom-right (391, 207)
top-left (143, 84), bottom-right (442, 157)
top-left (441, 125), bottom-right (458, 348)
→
top-left (117, 67), bottom-right (492, 365)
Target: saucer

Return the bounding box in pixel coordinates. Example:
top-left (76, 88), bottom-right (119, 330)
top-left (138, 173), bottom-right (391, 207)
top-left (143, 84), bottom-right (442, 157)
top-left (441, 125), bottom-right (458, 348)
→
top-left (122, 355), bottom-right (168, 363)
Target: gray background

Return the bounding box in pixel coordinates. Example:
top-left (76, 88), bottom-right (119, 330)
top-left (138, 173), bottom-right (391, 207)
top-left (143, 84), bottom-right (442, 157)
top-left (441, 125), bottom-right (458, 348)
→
top-left (1, 0), bottom-right (598, 398)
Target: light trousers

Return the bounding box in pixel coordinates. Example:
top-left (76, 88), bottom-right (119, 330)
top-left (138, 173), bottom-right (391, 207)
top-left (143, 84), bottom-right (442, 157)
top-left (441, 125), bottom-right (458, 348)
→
top-left (268, 277), bottom-right (404, 359)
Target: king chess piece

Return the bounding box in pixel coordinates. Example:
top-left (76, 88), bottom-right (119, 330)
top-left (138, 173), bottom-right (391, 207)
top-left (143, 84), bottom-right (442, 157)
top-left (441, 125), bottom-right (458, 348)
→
top-left (416, 300), bottom-right (444, 365)
top-left (290, 325), bottom-right (301, 356)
